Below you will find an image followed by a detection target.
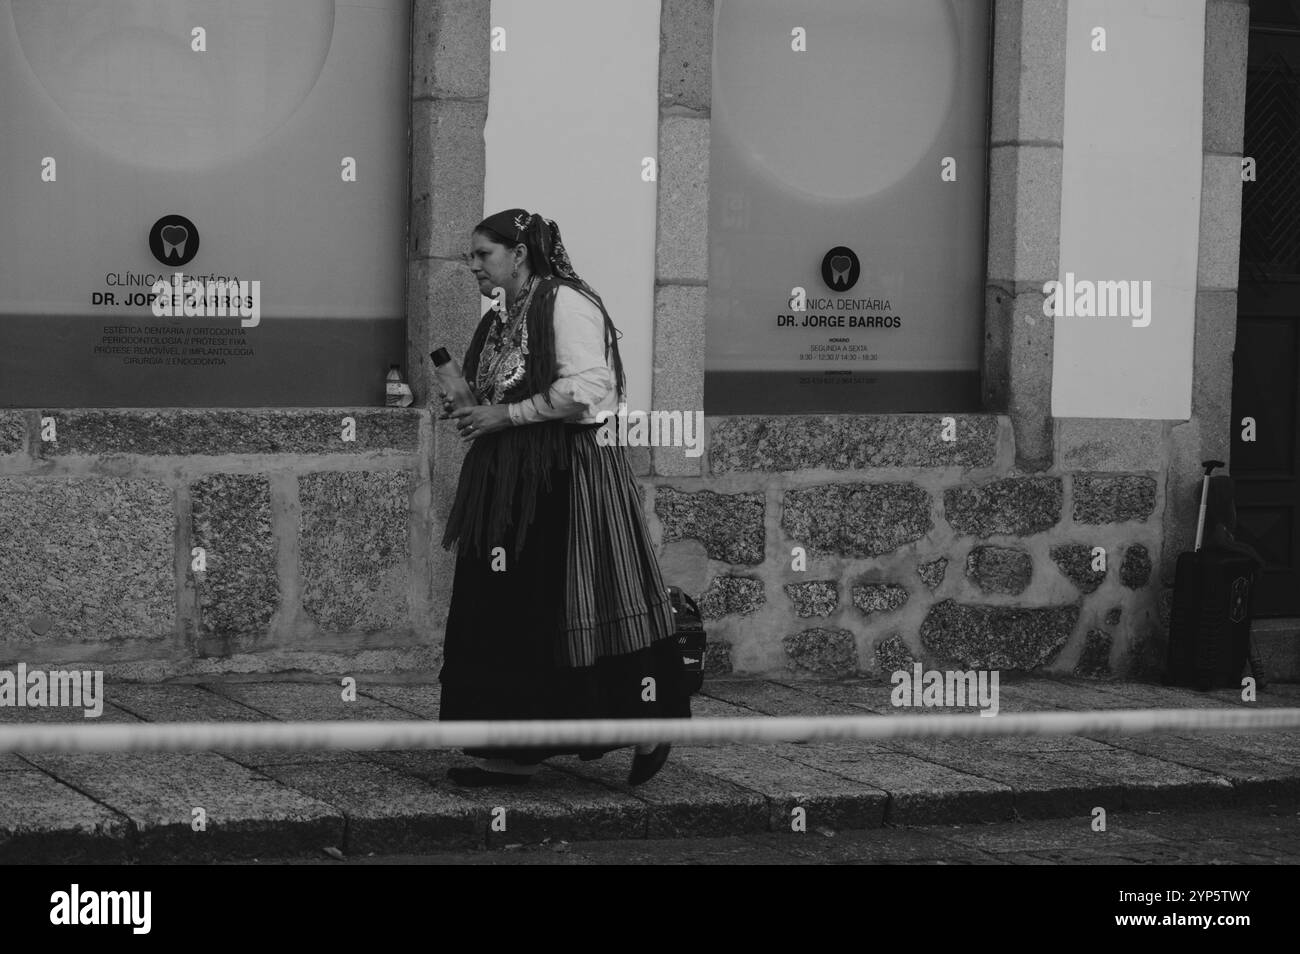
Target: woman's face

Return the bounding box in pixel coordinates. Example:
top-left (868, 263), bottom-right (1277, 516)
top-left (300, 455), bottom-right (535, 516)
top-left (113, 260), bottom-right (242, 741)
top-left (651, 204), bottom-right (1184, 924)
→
top-left (465, 232), bottom-right (522, 296)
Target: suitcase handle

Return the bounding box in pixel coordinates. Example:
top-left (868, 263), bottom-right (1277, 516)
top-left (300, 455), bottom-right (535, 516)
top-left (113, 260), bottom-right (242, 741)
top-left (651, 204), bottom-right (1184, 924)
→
top-left (1194, 460), bottom-right (1226, 552)
top-left (669, 586), bottom-right (703, 621)
top-left (680, 591), bottom-right (702, 620)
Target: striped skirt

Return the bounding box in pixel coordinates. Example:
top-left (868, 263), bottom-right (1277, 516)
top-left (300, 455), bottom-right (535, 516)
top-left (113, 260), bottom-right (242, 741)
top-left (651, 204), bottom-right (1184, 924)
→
top-left (438, 421), bottom-right (691, 762)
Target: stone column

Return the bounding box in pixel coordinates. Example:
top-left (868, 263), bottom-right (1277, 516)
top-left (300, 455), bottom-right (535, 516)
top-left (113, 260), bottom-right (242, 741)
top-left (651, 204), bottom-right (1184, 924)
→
top-left (407, 0), bottom-right (491, 639)
top-left (652, 0), bottom-right (712, 479)
top-left (983, 0), bottom-right (1069, 472)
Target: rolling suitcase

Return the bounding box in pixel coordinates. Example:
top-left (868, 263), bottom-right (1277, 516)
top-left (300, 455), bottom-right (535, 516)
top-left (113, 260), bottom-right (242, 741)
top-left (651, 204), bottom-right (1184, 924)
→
top-left (1165, 461), bottom-right (1256, 690)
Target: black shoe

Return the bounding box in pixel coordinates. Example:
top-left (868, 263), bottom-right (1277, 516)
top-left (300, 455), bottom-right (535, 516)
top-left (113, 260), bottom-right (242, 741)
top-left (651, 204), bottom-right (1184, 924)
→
top-left (446, 766), bottom-right (533, 788)
top-left (627, 744), bottom-right (671, 786)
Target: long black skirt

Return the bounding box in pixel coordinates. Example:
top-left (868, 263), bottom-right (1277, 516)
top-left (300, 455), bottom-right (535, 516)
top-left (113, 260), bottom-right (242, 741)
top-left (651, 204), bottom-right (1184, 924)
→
top-left (438, 423), bottom-right (691, 763)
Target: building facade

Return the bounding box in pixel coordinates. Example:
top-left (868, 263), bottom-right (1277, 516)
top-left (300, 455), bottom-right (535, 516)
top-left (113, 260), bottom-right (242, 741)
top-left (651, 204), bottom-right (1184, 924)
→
top-left (0, 0), bottom-right (1294, 683)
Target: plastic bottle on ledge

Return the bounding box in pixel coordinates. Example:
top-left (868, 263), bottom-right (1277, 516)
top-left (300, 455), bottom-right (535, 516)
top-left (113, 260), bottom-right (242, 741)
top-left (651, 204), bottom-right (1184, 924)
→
top-left (385, 364), bottom-right (414, 407)
top-left (429, 348), bottom-right (479, 410)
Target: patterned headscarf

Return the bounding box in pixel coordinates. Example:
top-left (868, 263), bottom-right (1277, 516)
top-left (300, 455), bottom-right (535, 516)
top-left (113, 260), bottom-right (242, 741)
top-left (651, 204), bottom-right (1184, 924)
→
top-left (474, 208), bottom-right (589, 292)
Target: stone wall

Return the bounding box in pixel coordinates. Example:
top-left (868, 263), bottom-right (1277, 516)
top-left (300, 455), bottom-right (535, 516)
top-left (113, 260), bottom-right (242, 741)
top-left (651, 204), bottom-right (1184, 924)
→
top-left (0, 406), bottom-right (1174, 683)
top-left (0, 409), bottom-right (439, 679)
top-left (645, 414), bottom-right (1167, 681)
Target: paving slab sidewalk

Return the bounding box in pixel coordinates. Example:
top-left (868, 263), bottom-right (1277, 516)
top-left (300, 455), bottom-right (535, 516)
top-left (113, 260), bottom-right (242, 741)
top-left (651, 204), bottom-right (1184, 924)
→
top-left (1, 675), bottom-right (1297, 863)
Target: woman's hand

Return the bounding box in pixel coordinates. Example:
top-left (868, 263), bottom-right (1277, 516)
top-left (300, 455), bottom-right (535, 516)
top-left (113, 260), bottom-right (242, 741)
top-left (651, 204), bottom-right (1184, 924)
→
top-left (436, 391), bottom-right (456, 420)
top-left (448, 403), bottom-right (512, 441)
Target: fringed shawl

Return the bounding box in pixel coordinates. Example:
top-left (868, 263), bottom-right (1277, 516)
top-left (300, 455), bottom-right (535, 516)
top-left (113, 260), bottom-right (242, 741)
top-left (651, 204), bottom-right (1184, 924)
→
top-left (441, 276), bottom-right (599, 560)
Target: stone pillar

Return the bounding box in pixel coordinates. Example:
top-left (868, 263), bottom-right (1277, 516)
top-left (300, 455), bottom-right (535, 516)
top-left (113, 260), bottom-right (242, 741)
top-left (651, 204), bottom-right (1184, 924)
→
top-left (983, 0), bottom-right (1068, 472)
top-left (408, 0), bottom-right (491, 639)
top-left (652, 0), bottom-right (712, 479)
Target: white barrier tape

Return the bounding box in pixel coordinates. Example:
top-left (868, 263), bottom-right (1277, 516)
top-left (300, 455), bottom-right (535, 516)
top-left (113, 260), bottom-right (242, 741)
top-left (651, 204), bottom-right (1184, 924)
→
top-left (1, 708), bottom-right (1298, 754)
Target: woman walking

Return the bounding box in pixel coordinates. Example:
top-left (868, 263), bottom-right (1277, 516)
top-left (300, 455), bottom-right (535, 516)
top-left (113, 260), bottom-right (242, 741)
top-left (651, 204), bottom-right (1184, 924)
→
top-left (437, 208), bottom-right (690, 787)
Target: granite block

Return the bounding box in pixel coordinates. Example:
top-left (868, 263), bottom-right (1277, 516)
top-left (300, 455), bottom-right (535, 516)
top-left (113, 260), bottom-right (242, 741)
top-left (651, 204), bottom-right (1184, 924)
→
top-left (783, 483), bottom-right (931, 558)
top-left (35, 409), bottom-right (419, 456)
top-left (1072, 473), bottom-right (1157, 524)
top-left (945, 476), bottom-right (1062, 537)
top-left (192, 474), bottom-right (277, 640)
top-left (300, 471), bottom-right (411, 632)
top-left (710, 415), bottom-right (998, 474)
top-left (919, 599), bottom-right (1078, 669)
top-left (656, 488), bottom-right (765, 564)
top-left (0, 477), bottom-right (174, 641)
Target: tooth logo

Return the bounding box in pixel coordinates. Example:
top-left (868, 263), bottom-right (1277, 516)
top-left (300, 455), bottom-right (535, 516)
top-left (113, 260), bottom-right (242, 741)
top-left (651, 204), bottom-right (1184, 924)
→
top-left (148, 214), bottom-right (200, 267)
top-left (161, 225), bottom-right (188, 259)
top-left (820, 246), bottom-right (860, 292)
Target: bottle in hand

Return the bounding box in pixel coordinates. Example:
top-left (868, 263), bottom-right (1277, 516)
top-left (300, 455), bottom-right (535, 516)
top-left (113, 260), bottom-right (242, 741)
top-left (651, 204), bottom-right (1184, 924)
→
top-left (429, 348), bottom-right (478, 410)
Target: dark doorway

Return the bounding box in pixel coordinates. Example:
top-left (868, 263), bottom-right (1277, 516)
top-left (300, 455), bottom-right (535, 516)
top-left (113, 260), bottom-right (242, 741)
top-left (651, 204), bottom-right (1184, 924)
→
top-left (1234, 0), bottom-right (1300, 616)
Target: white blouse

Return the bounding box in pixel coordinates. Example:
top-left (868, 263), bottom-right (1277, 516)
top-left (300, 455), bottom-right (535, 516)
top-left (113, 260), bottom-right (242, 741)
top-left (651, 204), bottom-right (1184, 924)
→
top-left (506, 284), bottom-right (619, 426)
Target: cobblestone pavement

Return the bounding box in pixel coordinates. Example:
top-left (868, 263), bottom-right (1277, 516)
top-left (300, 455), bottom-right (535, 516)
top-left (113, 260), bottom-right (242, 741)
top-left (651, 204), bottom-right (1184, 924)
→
top-left (4, 675), bottom-right (1298, 863)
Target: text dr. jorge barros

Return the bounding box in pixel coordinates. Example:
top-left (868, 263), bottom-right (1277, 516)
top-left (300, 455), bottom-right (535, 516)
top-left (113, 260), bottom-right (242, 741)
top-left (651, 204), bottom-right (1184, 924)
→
top-left (147, 271), bottom-right (261, 328)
